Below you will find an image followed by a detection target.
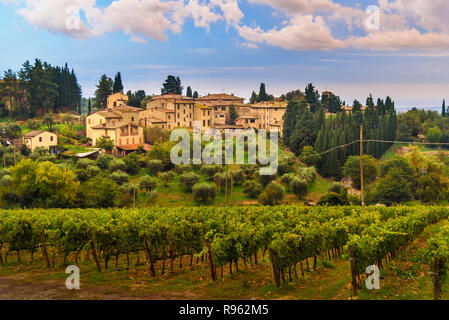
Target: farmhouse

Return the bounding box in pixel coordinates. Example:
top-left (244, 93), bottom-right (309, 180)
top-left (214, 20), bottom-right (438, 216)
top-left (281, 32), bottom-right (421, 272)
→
top-left (23, 130), bottom-right (57, 152)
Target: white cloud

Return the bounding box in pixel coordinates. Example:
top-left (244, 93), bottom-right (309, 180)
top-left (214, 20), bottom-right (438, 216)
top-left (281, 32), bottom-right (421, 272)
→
top-left (237, 15), bottom-right (344, 51)
top-left (8, 0), bottom-right (449, 51)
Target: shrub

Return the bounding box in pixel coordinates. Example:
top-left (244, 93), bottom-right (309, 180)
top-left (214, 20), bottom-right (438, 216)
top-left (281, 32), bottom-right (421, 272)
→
top-left (148, 190), bottom-right (158, 205)
top-left (200, 165), bottom-right (221, 180)
top-left (139, 175), bottom-right (157, 193)
top-left (96, 155), bottom-right (114, 170)
top-left (80, 177), bottom-right (119, 208)
top-left (109, 170), bottom-right (129, 185)
top-left (0, 174), bottom-right (11, 187)
top-left (241, 164), bottom-right (257, 177)
top-left (109, 159), bottom-right (127, 173)
top-left (290, 178), bottom-right (308, 199)
top-left (0, 168), bottom-right (9, 179)
top-left (192, 183), bottom-right (217, 204)
top-left (232, 170), bottom-right (245, 186)
top-left (328, 182), bottom-right (346, 194)
top-left (243, 181), bottom-right (263, 199)
top-left (174, 164), bottom-right (191, 174)
top-left (297, 167), bottom-right (317, 184)
top-left (258, 182), bottom-right (284, 206)
top-left (213, 172), bottom-right (232, 193)
top-left (257, 172), bottom-right (277, 187)
top-left (179, 172), bottom-right (200, 192)
top-left (118, 183), bottom-right (138, 207)
top-left (76, 158), bottom-right (95, 169)
top-left (158, 171), bottom-right (175, 187)
top-left (317, 192), bottom-right (350, 206)
top-left (123, 153), bottom-right (140, 175)
top-left (86, 165), bottom-right (100, 178)
top-left (147, 160), bottom-right (164, 176)
top-left (280, 173), bottom-right (295, 191)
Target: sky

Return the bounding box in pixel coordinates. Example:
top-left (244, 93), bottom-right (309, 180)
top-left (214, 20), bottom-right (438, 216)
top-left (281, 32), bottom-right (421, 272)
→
top-left (0, 0), bottom-right (449, 111)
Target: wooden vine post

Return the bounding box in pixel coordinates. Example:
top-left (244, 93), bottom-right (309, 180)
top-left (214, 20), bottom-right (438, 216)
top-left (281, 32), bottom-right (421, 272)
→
top-left (268, 248), bottom-right (281, 288)
top-left (349, 245), bottom-right (357, 297)
top-left (39, 230), bottom-right (51, 268)
top-left (144, 235), bottom-right (156, 277)
top-left (88, 230), bottom-right (101, 272)
top-left (433, 256), bottom-right (441, 300)
top-left (205, 238), bottom-right (217, 281)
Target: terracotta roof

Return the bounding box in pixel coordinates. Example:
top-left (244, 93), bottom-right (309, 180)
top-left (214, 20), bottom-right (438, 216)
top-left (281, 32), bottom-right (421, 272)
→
top-left (96, 110), bottom-right (123, 118)
top-left (24, 130), bottom-right (53, 138)
top-left (151, 94), bottom-right (194, 101)
top-left (113, 105), bottom-right (142, 112)
top-left (197, 93), bottom-right (244, 101)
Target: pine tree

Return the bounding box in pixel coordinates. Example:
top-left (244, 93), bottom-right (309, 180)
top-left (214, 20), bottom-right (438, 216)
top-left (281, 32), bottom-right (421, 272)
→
top-left (113, 72), bottom-right (124, 93)
top-left (95, 74), bottom-right (113, 109)
top-left (161, 75), bottom-right (183, 95)
top-left (193, 91), bottom-right (199, 98)
top-left (250, 91), bottom-right (258, 104)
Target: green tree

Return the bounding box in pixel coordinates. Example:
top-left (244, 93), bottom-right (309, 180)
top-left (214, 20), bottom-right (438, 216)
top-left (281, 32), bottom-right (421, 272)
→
top-left (250, 91), bottom-right (258, 104)
top-left (192, 183), bottom-right (217, 204)
top-left (299, 146), bottom-right (320, 167)
top-left (42, 113), bottom-right (55, 132)
top-left (95, 74), bottom-right (113, 109)
top-left (290, 178), bottom-right (308, 199)
top-left (258, 182), bottom-right (284, 206)
top-left (257, 83), bottom-right (268, 102)
top-left (193, 91), bottom-right (199, 98)
top-left (97, 137), bottom-right (115, 153)
top-left (426, 126), bottom-right (442, 144)
top-left (161, 75), bottom-right (183, 95)
top-left (80, 176), bottom-right (119, 208)
top-left (113, 72), bottom-right (124, 93)
top-left (343, 155), bottom-right (378, 189)
top-left (186, 86), bottom-right (193, 97)
top-left (229, 105), bottom-right (239, 125)
top-left (443, 99), bottom-right (446, 117)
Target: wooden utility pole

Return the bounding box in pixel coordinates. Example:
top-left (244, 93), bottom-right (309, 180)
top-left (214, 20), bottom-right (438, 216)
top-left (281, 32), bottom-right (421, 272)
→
top-left (133, 182), bottom-right (136, 209)
top-left (225, 165), bottom-right (229, 206)
top-left (434, 256), bottom-right (441, 300)
top-left (360, 125), bottom-right (365, 213)
top-left (349, 245), bottom-right (357, 297)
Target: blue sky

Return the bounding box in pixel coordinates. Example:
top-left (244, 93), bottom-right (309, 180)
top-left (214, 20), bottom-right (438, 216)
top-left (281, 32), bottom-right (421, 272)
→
top-left (1, 0), bottom-right (449, 111)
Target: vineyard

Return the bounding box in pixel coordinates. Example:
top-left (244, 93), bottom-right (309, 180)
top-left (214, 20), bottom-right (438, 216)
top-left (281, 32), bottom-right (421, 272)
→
top-left (0, 205), bottom-right (448, 298)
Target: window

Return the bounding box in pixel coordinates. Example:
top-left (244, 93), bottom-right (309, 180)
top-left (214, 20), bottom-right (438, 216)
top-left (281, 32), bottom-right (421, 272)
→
top-left (50, 136), bottom-right (53, 142)
top-left (203, 120), bottom-right (206, 127)
top-left (131, 117), bottom-right (135, 121)
top-left (208, 120), bottom-right (210, 126)
top-left (222, 106), bottom-right (226, 111)
top-left (39, 137), bottom-right (42, 142)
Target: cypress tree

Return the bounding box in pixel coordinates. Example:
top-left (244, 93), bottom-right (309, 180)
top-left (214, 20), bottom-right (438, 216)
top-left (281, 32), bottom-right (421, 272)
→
top-left (113, 72), bottom-right (124, 93)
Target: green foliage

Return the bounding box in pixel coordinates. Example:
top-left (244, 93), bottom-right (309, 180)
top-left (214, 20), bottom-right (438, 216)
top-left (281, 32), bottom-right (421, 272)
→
top-left (179, 172), bottom-right (200, 192)
top-left (328, 182), bottom-right (346, 194)
top-left (161, 75), bottom-right (183, 95)
top-left (96, 155), bottom-right (114, 170)
top-left (76, 158), bottom-right (95, 169)
top-left (201, 165), bottom-right (221, 180)
top-left (290, 178), bottom-right (308, 199)
top-left (258, 182), bottom-right (284, 206)
top-left (95, 74), bottom-right (113, 109)
top-left (192, 183), bottom-right (217, 204)
top-left (243, 181), bottom-right (263, 199)
top-left (80, 176), bottom-right (119, 208)
top-left (6, 159), bottom-right (79, 208)
top-left (108, 159), bottom-right (127, 173)
top-left (123, 153), bottom-right (140, 175)
top-left (343, 155), bottom-right (378, 189)
top-left (97, 137), bottom-right (115, 152)
top-left (425, 126), bottom-right (442, 144)
top-left (140, 175), bottom-right (157, 193)
top-left (299, 146), bottom-right (320, 168)
top-left (231, 170), bottom-right (245, 186)
top-left (280, 173), bottom-right (295, 191)
top-left (109, 170), bottom-right (130, 185)
top-left (158, 171), bottom-right (175, 187)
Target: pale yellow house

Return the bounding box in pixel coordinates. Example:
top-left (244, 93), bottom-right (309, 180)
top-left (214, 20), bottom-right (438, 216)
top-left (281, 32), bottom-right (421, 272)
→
top-left (23, 130), bottom-right (58, 152)
top-left (193, 104), bottom-right (214, 129)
